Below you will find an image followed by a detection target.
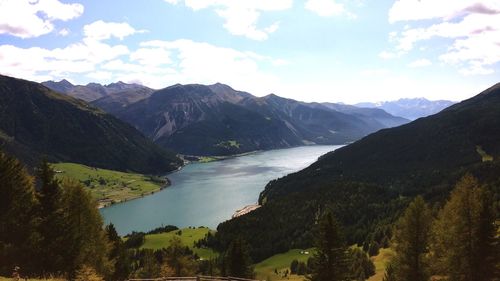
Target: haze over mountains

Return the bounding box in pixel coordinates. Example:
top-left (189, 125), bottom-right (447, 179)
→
top-left (44, 79), bottom-right (409, 156)
top-left (356, 98), bottom-right (455, 120)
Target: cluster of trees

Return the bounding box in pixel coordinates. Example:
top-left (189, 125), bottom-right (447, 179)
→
top-left (209, 181), bottom-right (406, 262)
top-left (0, 150), bottom-right (257, 280)
top-left (0, 151), bottom-right (111, 279)
top-left (306, 213), bottom-right (376, 281)
top-left (119, 236), bottom-right (254, 279)
top-left (384, 175), bottom-right (499, 281)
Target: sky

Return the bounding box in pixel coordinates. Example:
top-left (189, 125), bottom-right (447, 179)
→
top-left (0, 0), bottom-right (499, 103)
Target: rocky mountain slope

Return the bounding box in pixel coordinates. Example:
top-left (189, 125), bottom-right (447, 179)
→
top-left (114, 83), bottom-right (409, 155)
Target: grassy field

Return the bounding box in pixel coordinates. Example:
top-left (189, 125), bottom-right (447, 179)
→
top-left (141, 227), bottom-right (217, 259)
top-left (367, 248), bottom-right (395, 281)
top-left (254, 248), bottom-right (315, 281)
top-left (52, 162), bottom-right (167, 208)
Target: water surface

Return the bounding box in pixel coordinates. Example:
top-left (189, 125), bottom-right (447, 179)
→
top-left (101, 145), bottom-right (341, 235)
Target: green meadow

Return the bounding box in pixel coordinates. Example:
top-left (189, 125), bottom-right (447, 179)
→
top-left (52, 162), bottom-right (167, 207)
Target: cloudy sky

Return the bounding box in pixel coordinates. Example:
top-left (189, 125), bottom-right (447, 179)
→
top-left (0, 0), bottom-right (499, 103)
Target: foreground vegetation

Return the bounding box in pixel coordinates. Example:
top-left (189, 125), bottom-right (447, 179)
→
top-left (1, 147), bottom-right (498, 281)
top-left (367, 248), bottom-right (394, 281)
top-left (52, 162), bottom-right (168, 207)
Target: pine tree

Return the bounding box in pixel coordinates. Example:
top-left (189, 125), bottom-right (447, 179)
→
top-left (106, 223), bottom-right (131, 281)
top-left (224, 237), bottom-right (254, 278)
top-left (36, 159), bottom-right (67, 274)
top-left (308, 212), bottom-right (350, 281)
top-left (0, 151), bottom-right (40, 275)
top-left (391, 196), bottom-right (432, 281)
top-left (430, 174), bottom-right (498, 281)
top-left (60, 179), bottom-right (111, 278)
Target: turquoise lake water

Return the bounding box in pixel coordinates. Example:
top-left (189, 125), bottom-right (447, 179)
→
top-left (101, 145), bottom-right (341, 235)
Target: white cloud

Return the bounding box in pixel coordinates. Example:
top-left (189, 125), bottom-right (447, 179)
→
top-left (379, 50), bottom-right (400, 59)
top-left (0, 30), bottom-right (283, 95)
top-left (0, 20), bottom-right (142, 81)
top-left (163, 0), bottom-right (292, 40)
top-left (130, 48), bottom-right (172, 66)
top-left (135, 39), bottom-right (280, 89)
top-left (58, 28), bottom-right (70, 36)
top-left (360, 68), bottom-right (390, 77)
top-left (305, 0), bottom-right (345, 17)
top-left (83, 20), bottom-right (144, 41)
top-left (387, 0), bottom-right (500, 75)
top-left (408, 58), bottom-right (432, 68)
top-left (389, 0), bottom-right (500, 23)
top-left (0, 0), bottom-right (84, 38)
top-left (86, 71), bottom-right (113, 81)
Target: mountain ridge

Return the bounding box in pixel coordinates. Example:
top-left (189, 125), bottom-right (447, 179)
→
top-left (214, 82), bottom-right (500, 262)
top-left (0, 75), bottom-right (182, 174)
top-left (112, 83), bottom-right (409, 155)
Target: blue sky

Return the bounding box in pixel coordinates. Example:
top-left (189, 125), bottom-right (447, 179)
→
top-left (0, 0), bottom-right (499, 103)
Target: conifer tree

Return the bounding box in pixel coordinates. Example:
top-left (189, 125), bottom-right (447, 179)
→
top-left (308, 212), bottom-right (350, 281)
top-left (36, 159), bottom-right (66, 274)
top-left (224, 237), bottom-right (254, 278)
top-left (60, 179), bottom-right (111, 278)
top-left (0, 151), bottom-right (39, 275)
top-left (391, 196), bottom-right (432, 281)
top-left (430, 175), bottom-right (498, 281)
top-left (106, 223), bottom-right (132, 281)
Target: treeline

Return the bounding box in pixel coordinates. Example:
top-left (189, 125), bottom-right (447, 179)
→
top-left (276, 174), bottom-right (499, 281)
top-left (384, 175), bottom-right (499, 281)
top-left (0, 151), bottom-right (109, 279)
top-left (203, 181), bottom-right (405, 262)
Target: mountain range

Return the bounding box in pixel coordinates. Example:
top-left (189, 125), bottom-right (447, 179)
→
top-left (0, 75), bottom-right (181, 174)
top-left (44, 80), bottom-right (409, 156)
top-left (356, 98), bottom-right (455, 120)
top-left (42, 79), bottom-right (154, 102)
top-left (214, 83), bottom-right (500, 261)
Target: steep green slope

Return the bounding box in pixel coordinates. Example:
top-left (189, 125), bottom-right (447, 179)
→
top-left (0, 75), bottom-right (181, 174)
top-left (214, 83), bottom-right (500, 262)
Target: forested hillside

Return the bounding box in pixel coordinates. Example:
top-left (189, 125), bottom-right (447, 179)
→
top-left (213, 83), bottom-right (500, 262)
top-left (0, 75), bottom-right (181, 174)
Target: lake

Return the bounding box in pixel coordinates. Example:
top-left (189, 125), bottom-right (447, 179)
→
top-left (101, 145), bottom-right (341, 235)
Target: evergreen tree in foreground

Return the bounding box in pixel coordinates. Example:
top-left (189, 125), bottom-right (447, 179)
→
top-left (61, 179), bottom-right (112, 278)
top-left (430, 174), bottom-right (498, 281)
top-left (106, 223), bottom-right (132, 281)
top-left (308, 212), bottom-right (349, 281)
top-left (390, 196), bottom-right (432, 281)
top-left (36, 159), bottom-right (67, 275)
top-left (0, 151), bottom-right (39, 275)
top-left (224, 237), bottom-right (254, 278)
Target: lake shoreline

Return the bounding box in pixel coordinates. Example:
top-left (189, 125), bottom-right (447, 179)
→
top-left (98, 177), bottom-right (171, 209)
top-left (101, 145), bottom-right (342, 235)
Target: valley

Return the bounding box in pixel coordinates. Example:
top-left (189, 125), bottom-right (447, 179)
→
top-left (1, 1), bottom-right (499, 280)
